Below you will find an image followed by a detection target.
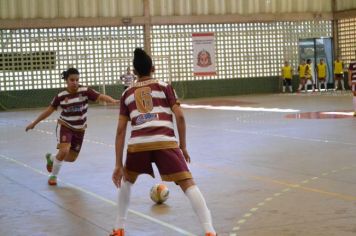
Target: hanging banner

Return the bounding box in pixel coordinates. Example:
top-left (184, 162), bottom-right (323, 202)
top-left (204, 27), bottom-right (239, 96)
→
top-left (192, 33), bottom-right (216, 76)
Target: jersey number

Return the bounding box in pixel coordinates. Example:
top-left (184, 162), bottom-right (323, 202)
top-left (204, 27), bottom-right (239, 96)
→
top-left (134, 87), bottom-right (153, 113)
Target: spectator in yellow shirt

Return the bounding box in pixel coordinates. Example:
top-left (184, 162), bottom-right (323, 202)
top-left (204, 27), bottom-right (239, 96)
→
top-left (297, 59), bottom-right (307, 92)
top-left (334, 58), bottom-right (345, 90)
top-left (281, 61), bottom-right (293, 93)
top-left (317, 58), bottom-right (328, 91)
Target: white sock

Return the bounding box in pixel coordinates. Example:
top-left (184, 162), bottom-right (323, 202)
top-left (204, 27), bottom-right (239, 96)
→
top-left (282, 86), bottom-right (285, 92)
top-left (185, 185), bottom-right (216, 234)
top-left (289, 86), bottom-right (293, 92)
top-left (51, 156), bottom-right (63, 177)
top-left (116, 180), bottom-right (132, 229)
top-left (318, 83), bottom-right (321, 91)
top-left (341, 80), bottom-right (345, 90)
top-left (353, 97), bottom-right (356, 111)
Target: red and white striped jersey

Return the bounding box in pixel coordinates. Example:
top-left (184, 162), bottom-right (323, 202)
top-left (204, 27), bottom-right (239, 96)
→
top-left (51, 86), bottom-right (99, 130)
top-left (119, 79), bottom-right (180, 153)
top-left (349, 61), bottom-right (356, 83)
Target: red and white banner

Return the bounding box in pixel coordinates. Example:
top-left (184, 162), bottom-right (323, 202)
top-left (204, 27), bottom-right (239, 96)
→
top-left (192, 32), bottom-right (216, 76)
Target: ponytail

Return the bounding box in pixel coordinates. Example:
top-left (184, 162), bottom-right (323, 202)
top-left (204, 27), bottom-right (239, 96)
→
top-left (61, 68), bottom-right (79, 80)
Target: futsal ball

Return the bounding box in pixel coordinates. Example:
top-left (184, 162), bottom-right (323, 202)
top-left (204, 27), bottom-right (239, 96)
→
top-left (150, 183), bottom-right (169, 204)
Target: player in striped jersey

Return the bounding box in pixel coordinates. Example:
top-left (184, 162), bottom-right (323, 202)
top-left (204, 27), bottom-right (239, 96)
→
top-left (348, 58), bottom-right (356, 116)
top-left (26, 68), bottom-right (118, 185)
top-left (110, 48), bottom-right (217, 236)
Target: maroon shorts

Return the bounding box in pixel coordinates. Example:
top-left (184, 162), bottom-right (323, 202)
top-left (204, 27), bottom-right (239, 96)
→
top-left (125, 148), bottom-right (193, 183)
top-left (57, 125), bottom-right (85, 155)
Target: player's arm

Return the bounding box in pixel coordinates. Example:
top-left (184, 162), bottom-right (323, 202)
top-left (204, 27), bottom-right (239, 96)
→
top-left (25, 106), bottom-right (55, 131)
top-left (97, 94), bottom-right (119, 104)
top-left (113, 115), bottom-right (128, 188)
top-left (172, 105), bottom-right (191, 163)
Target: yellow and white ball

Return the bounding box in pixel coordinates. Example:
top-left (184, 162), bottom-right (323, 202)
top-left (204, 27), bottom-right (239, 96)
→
top-left (150, 183), bottom-right (169, 204)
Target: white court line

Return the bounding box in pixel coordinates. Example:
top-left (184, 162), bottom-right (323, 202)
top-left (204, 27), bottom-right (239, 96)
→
top-left (321, 112), bottom-right (354, 116)
top-left (181, 104), bottom-right (299, 113)
top-left (0, 154), bottom-right (197, 236)
top-left (187, 125), bottom-right (356, 147)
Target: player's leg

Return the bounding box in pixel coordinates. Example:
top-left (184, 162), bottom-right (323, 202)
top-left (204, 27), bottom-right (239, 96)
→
top-left (48, 144), bottom-right (70, 185)
top-left (352, 84), bottom-right (356, 116)
top-left (334, 75), bottom-right (338, 90)
top-left (47, 125), bottom-right (72, 185)
top-left (304, 79), bottom-right (308, 92)
top-left (111, 151), bottom-right (153, 235)
top-left (287, 79), bottom-right (293, 93)
top-left (64, 129), bottom-right (85, 162)
top-left (297, 78), bottom-right (304, 92)
top-left (282, 79), bottom-right (286, 93)
top-left (154, 149), bottom-right (216, 236)
top-left (177, 178), bottom-right (217, 235)
top-left (341, 77), bottom-right (345, 90)
top-left (112, 179), bottom-right (133, 236)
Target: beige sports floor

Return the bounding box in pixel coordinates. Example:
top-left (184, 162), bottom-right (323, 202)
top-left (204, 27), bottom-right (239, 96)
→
top-left (1, 92), bottom-right (356, 236)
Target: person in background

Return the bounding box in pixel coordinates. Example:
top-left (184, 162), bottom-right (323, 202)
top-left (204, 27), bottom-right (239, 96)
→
top-left (317, 58), bottom-right (328, 92)
top-left (304, 59), bottom-right (315, 92)
top-left (281, 60), bottom-right (293, 93)
top-left (334, 57), bottom-right (345, 90)
top-left (297, 59), bottom-right (307, 92)
top-left (25, 68), bottom-right (118, 186)
top-left (348, 56), bottom-right (356, 116)
top-left (120, 66), bottom-right (136, 90)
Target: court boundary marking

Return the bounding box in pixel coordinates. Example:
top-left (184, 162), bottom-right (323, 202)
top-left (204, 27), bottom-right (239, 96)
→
top-left (0, 154), bottom-right (197, 236)
top-left (225, 164), bottom-right (356, 236)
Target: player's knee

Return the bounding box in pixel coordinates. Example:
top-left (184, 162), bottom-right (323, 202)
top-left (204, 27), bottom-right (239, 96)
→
top-left (177, 178), bottom-right (196, 192)
top-left (56, 150), bottom-right (69, 161)
top-left (64, 151), bottom-right (78, 162)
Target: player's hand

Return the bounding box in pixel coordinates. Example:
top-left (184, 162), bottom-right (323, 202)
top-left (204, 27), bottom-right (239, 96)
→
top-left (181, 148), bottom-right (191, 163)
top-left (25, 122), bottom-right (35, 132)
top-left (112, 166), bottom-right (125, 188)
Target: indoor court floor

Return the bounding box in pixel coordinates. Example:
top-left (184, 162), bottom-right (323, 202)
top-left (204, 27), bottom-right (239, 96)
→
top-left (1, 91), bottom-right (356, 236)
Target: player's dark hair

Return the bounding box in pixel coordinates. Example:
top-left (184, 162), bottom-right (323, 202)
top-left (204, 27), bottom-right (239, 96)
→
top-left (133, 48), bottom-right (152, 76)
top-left (306, 59), bottom-right (311, 64)
top-left (61, 68), bottom-right (79, 80)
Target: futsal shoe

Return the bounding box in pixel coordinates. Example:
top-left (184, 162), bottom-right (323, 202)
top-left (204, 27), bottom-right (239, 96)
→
top-left (45, 153), bottom-right (53, 173)
top-left (206, 233), bottom-right (217, 236)
top-left (110, 229), bottom-right (124, 236)
top-left (48, 175), bottom-right (57, 186)
top-left (353, 112), bottom-right (356, 117)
